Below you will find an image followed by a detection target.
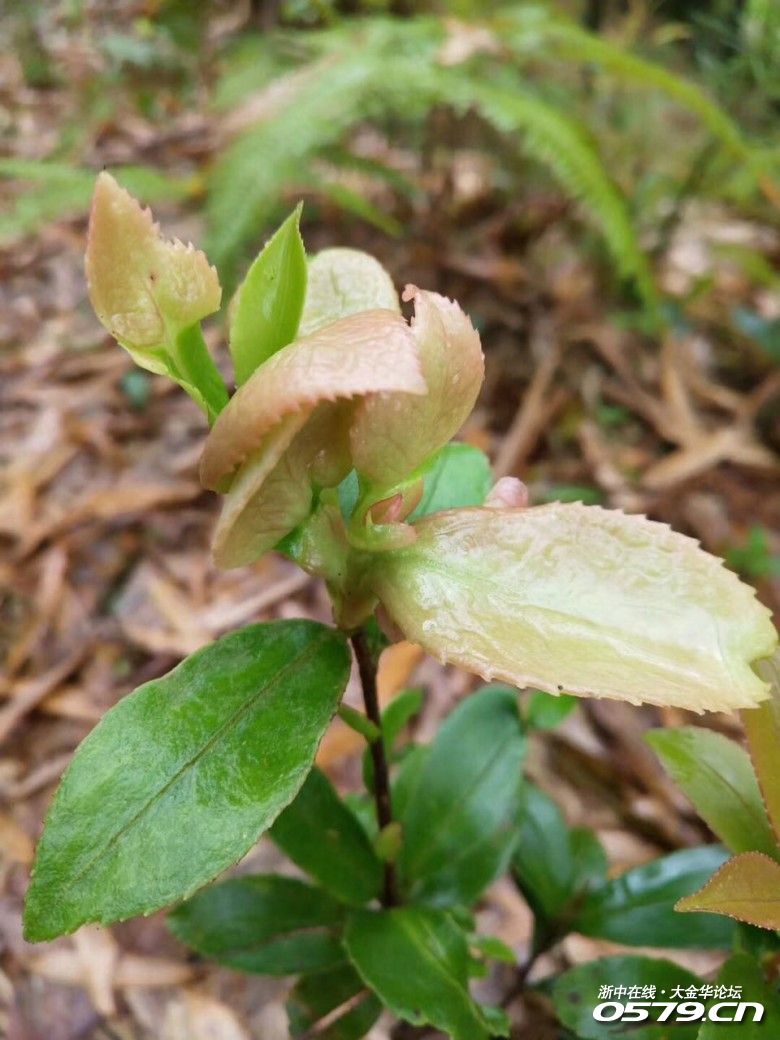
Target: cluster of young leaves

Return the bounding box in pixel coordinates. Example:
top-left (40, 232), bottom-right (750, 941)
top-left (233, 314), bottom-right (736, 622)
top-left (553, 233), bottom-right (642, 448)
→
top-left (22, 178), bottom-right (780, 1038)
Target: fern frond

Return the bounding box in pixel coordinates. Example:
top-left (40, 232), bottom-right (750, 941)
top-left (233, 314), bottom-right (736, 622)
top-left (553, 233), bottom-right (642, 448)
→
top-left (0, 160), bottom-right (191, 245)
top-left (440, 73), bottom-right (657, 308)
top-left (498, 12), bottom-right (752, 161)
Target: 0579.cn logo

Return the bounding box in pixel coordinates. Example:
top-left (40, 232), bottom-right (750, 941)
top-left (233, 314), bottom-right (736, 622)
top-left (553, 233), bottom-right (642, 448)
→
top-left (594, 983), bottom-right (764, 1025)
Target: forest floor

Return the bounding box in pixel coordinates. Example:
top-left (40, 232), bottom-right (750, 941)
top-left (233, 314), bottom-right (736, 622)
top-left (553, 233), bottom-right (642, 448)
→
top-left (1, 6), bottom-right (779, 1039)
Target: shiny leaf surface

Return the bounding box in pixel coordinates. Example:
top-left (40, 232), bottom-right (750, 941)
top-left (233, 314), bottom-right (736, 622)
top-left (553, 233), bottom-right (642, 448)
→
top-left (270, 767), bottom-right (382, 906)
top-left (229, 204), bottom-right (306, 385)
top-left (344, 907), bottom-right (499, 1040)
top-left (169, 874), bottom-right (344, 975)
top-left (24, 621), bottom-right (350, 941)
top-left (371, 504), bottom-right (777, 711)
top-left (409, 442), bottom-right (493, 521)
top-left (574, 845), bottom-right (734, 949)
top-left (398, 686), bottom-right (525, 905)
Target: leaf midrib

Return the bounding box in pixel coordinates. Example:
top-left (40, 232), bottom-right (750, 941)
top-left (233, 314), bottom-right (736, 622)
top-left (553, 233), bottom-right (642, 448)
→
top-left (63, 632), bottom-right (330, 892)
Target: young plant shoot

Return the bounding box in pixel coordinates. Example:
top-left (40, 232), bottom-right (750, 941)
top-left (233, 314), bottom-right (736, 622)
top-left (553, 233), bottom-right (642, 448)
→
top-left (24, 173), bottom-right (780, 1039)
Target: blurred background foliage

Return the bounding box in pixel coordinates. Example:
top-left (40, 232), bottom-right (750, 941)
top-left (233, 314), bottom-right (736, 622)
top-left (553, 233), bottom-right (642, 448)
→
top-left (4, 1), bottom-right (780, 299)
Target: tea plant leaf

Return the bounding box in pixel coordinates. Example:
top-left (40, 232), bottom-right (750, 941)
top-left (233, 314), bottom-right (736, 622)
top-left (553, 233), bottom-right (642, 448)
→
top-left (229, 204), bottom-right (306, 385)
top-left (24, 620), bottom-right (350, 941)
top-left (524, 689), bottom-right (578, 729)
top-left (743, 650), bottom-right (780, 842)
top-left (299, 248), bottom-right (400, 336)
top-left (351, 289), bottom-right (484, 485)
top-left (287, 964), bottom-right (382, 1040)
top-left (344, 907), bottom-right (500, 1040)
top-left (553, 955), bottom-right (703, 1040)
top-left (574, 845), bottom-right (734, 949)
top-left (676, 852), bottom-right (780, 930)
top-left (371, 504), bottom-right (777, 712)
top-left (86, 172), bottom-right (227, 422)
top-left (409, 443), bottom-right (493, 521)
top-left (697, 952), bottom-right (780, 1037)
top-left (169, 874), bottom-right (345, 975)
top-left (200, 308), bottom-right (424, 491)
top-left (270, 767), bottom-right (382, 906)
top-left (398, 685), bottom-right (525, 906)
top-left (646, 727), bottom-right (778, 857)
top-left (512, 784), bottom-right (574, 921)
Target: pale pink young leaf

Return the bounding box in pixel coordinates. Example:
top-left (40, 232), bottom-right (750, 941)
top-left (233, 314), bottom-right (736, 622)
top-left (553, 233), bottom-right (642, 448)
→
top-left (86, 172), bottom-right (221, 358)
top-left (351, 288), bottom-right (484, 484)
top-left (676, 852), bottom-right (780, 930)
top-left (298, 248), bottom-right (400, 336)
top-left (212, 406), bottom-right (351, 568)
top-left (369, 503), bottom-right (777, 712)
top-left (200, 309), bottom-right (425, 491)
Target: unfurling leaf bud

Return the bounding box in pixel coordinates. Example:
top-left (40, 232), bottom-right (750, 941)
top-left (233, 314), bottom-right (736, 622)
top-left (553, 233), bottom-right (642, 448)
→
top-left (351, 287), bottom-right (484, 485)
top-left (86, 172), bottom-right (227, 421)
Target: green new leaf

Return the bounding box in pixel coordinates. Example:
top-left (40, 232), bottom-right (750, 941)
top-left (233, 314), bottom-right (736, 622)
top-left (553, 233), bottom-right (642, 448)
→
top-left (229, 204), bottom-right (306, 386)
top-left (574, 845), bottom-right (734, 949)
top-left (24, 620), bottom-right (350, 941)
top-left (553, 956), bottom-right (703, 1040)
top-left (271, 767), bottom-right (382, 906)
top-left (287, 964), bottom-right (382, 1040)
top-left (344, 907), bottom-right (502, 1040)
top-left (409, 443), bottom-right (493, 521)
top-left (697, 953), bottom-right (780, 1038)
top-left (399, 686), bottom-right (525, 906)
top-left (169, 874), bottom-right (344, 975)
top-left (646, 727), bottom-right (778, 858)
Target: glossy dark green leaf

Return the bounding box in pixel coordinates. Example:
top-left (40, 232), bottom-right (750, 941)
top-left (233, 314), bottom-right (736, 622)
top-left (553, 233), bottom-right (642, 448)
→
top-left (399, 686), bottom-right (525, 905)
top-left (344, 907), bottom-right (501, 1040)
top-left (512, 782), bottom-right (607, 927)
top-left (169, 874), bottom-right (344, 975)
top-left (271, 767), bottom-right (382, 906)
top-left (553, 955), bottom-right (703, 1040)
top-left (229, 204), bottom-right (306, 385)
top-left (512, 784), bottom-right (575, 921)
top-left (287, 964), bottom-right (382, 1040)
top-left (574, 845), bottom-right (734, 949)
top-left (409, 442), bottom-right (492, 521)
top-left (24, 620), bottom-right (350, 941)
top-left (646, 727), bottom-right (777, 857)
top-left (697, 952), bottom-right (780, 1038)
